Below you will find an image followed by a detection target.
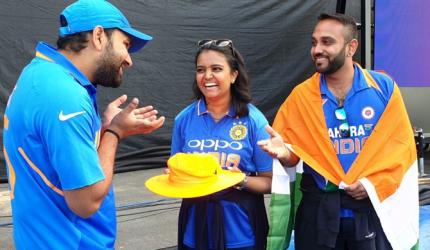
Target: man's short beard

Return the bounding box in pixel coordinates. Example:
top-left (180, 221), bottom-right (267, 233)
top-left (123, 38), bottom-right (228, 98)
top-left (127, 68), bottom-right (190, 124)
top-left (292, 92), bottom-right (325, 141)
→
top-left (315, 46), bottom-right (346, 75)
top-left (93, 43), bottom-right (123, 88)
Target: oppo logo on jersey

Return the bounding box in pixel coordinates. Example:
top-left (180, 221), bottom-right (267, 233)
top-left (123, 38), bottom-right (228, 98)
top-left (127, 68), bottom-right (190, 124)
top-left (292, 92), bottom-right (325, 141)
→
top-left (187, 139), bottom-right (243, 151)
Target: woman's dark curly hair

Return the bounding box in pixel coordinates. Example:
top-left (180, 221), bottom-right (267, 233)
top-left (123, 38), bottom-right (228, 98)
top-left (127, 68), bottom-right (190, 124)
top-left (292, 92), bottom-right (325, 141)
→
top-left (193, 41), bottom-right (251, 117)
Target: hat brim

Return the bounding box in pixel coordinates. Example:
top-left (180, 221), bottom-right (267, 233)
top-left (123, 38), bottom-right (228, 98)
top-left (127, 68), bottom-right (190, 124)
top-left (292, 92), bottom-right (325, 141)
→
top-left (119, 27), bottom-right (153, 53)
top-left (145, 170), bottom-right (245, 198)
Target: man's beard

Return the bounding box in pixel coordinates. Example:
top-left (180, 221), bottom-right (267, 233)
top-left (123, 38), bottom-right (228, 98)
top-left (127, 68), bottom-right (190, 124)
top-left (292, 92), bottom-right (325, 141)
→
top-left (314, 46), bottom-right (346, 75)
top-left (93, 45), bottom-right (123, 88)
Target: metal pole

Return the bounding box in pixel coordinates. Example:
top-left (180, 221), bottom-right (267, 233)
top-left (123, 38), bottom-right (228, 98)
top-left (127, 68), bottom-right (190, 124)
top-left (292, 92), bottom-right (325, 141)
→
top-left (417, 128), bottom-right (427, 177)
top-left (336, 0), bottom-right (346, 13)
top-left (361, 0), bottom-right (372, 69)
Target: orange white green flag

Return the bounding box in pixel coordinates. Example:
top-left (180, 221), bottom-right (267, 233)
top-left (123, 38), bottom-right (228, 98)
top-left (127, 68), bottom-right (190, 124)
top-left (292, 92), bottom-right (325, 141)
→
top-left (267, 159), bottom-right (302, 250)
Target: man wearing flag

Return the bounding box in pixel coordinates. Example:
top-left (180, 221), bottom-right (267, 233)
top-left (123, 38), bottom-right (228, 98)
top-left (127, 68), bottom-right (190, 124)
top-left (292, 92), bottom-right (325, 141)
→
top-left (259, 13), bottom-right (418, 250)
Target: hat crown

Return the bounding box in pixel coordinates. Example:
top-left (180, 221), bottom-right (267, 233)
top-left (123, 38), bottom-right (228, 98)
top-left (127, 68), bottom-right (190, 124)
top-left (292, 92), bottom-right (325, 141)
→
top-left (168, 153), bottom-right (221, 184)
top-left (58, 0), bottom-right (153, 53)
top-left (59, 0), bottom-right (129, 36)
top-left (145, 153), bottom-right (245, 198)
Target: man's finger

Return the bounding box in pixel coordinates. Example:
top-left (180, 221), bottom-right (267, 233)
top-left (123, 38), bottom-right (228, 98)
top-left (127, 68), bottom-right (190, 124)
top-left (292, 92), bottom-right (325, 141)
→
top-left (152, 116), bottom-right (165, 129)
top-left (147, 116), bottom-right (165, 130)
top-left (123, 97), bottom-right (139, 114)
top-left (345, 182), bottom-right (368, 200)
top-left (109, 94), bottom-right (127, 108)
top-left (138, 116), bottom-right (165, 128)
top-left (344, 182), bottom-right (359, 192)
top-left (135, 114), bottom-right (153, 121)
top-left (144, 116), bottom-right (156, 123)
top-left (257, 139), bottom-right (268, 146)
top-left (132, 116), bottom-right (165, 134)
top-left (134, 106), bottom-right (155, 115)
top-left (265, 125), bottom-right (279, 138)
top-left (135, 110), bottom-right (158, 119)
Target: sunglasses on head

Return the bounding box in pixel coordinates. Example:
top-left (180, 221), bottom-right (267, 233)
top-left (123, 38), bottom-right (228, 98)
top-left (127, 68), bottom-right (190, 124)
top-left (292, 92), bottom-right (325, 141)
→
top-left (334, 106), bottom-right (350, 138)
top-left (197, 39), bottom-right (235, 56)
top-left (198, 39), bottom-right (233, 47)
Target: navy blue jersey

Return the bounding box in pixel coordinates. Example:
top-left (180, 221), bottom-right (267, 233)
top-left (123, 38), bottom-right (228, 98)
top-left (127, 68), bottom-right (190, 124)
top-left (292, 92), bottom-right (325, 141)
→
top-left (304, 64), bottom-right (394, 216)
top-left (171, 99), bottom-right (272, 248)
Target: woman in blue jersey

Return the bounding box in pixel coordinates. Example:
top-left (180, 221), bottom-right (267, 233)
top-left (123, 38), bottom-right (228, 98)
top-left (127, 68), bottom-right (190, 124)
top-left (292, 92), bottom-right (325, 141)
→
top-left (171, 39), bottom-right (273, 250)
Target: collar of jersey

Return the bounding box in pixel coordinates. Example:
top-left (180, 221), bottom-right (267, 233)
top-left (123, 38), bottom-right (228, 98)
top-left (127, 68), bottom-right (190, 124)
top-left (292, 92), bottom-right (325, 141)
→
top-left (196, 99), bottom-right (236, 117)
top-left (320, 63), bottom-right (369, 103)
top-left (35, 42), bottom-right (96, 94)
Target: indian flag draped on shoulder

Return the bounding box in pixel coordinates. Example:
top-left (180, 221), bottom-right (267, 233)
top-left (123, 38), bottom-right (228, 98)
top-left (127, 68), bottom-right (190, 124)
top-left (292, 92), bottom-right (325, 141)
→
top-left (267, 64), bottom-right (419, 250)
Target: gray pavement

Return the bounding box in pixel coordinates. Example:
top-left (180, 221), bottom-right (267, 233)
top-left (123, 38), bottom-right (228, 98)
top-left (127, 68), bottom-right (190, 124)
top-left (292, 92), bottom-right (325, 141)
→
top-left (114, 168), bottom-right (179, 250)
top-left (0, 168), bottom-right (269, 250)
top-left (1, 150), bottom-right (429, 249)
top-left (0, 168), bottom-right (180, 250)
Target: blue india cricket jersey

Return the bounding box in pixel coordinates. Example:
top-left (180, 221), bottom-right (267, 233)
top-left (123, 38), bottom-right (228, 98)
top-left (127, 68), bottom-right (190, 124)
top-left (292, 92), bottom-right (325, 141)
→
top-left (171, 99), bottom-right (272, 248)
top-left (3, 42), bottom-right (116, 249)
top-left (304, 64), bottom-right (395, 216)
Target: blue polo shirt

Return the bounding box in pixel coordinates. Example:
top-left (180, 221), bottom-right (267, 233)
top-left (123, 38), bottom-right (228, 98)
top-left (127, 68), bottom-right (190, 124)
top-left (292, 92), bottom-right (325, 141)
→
top-left (171, 99), bottom-right (272, 249)
top-left (3, 42), bottom-right (116, 249)
top-left (303, 64), bottom-right (394, 216)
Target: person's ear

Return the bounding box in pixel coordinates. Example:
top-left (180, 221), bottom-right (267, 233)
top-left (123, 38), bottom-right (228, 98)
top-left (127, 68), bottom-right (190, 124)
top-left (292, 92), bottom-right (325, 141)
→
top-left (91, 26), bottom-right (106, 51)
top-left (347, 38), bottom-right (358, 57)
top-left (231, 70), bottom-right (238, 84)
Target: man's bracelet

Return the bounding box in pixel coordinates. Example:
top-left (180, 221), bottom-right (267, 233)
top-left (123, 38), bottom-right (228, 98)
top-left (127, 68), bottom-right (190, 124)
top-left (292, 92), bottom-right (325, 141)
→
top-left (105, 129), bottom-right (121, 142)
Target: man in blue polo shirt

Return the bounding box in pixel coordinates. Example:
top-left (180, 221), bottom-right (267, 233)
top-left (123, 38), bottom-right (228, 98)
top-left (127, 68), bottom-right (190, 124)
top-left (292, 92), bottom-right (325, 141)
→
top-left (3, 0), bottom-right (164, 249)
top-left (259, 13), bottom-right (417, 250)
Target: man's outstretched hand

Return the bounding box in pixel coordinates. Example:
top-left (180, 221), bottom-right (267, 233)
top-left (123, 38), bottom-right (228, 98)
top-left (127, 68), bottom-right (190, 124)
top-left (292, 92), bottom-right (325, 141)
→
top-left (258, 125), bottom-right (288, 158)
top-left (103, 95), bottom-right (165, 139)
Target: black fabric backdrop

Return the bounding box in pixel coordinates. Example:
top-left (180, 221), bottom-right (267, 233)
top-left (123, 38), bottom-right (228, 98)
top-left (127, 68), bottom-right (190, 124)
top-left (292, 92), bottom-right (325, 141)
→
top-left (0, 0), bottom-right (361, 182)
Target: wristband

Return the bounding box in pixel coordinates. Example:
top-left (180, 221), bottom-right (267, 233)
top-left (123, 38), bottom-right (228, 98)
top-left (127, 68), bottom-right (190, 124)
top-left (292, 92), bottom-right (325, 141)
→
top-left (105, 129), bottom-right (121, 142)
top-left (236, 176), bottom-right (248, 191)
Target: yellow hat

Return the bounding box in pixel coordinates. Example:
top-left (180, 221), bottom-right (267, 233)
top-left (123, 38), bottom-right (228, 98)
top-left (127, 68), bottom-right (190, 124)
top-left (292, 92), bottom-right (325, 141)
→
top-left (145, 153), bottom-right (245, 198)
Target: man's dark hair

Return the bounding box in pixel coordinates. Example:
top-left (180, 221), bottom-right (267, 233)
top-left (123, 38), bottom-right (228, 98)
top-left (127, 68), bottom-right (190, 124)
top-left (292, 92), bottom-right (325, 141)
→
top-left (192, 43), bottom-right (251, 117)
top-left (318, 13), bottom-right (358, 42)
top-left (56, 28), bottom-right (115, 53)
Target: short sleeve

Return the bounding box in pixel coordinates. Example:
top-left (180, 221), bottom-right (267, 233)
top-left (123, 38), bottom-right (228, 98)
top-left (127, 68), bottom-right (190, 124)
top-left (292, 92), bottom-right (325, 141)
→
top-left (38, 75), bottom-right (104, 190)
top-left (171, 116), bottom-right (184, 156)
top-left (249, 105), bottom-right (273, 173)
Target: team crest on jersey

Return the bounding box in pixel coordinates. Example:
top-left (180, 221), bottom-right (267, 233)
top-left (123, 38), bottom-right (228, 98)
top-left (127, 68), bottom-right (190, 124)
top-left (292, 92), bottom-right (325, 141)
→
top-left (230, 122), bottom-right (247, 140)
top-left (362, 106), bottom-right (375, 120)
